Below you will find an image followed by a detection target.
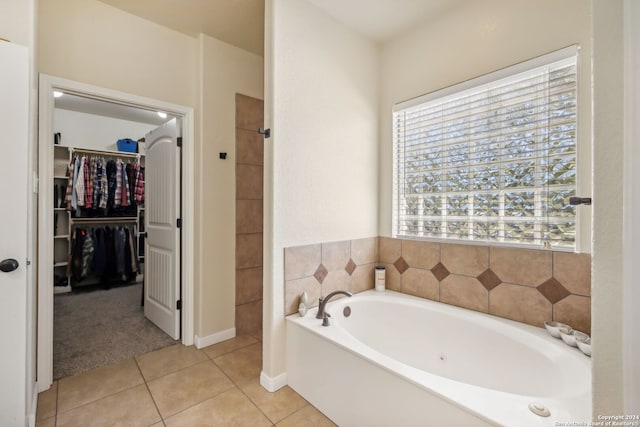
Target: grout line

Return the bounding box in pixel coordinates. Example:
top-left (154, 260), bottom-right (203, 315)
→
top-left (214, 345), bottom-right (277, 425)
top-left (201, 339), bottom-right (258, 362)
top-left (134, 357), bottom-right (164, 424)
top-left (234, 379), bottom-right (275, 425)
top-left (55, 374), bottom-right (145, 416)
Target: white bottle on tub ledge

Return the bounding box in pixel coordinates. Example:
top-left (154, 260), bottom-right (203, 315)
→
top-left (298, 291), bottom-right (309, 316)
top-left (375, 266), bottom-right (386, 291)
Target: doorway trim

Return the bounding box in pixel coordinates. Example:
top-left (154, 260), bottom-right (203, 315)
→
top-left (37, 74), bottom-right (195, 391)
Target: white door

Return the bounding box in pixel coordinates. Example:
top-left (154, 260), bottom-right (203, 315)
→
top-left (0, 42), bottom-right (29, 425)
top-left (144, 118), bottom-right (181, 339)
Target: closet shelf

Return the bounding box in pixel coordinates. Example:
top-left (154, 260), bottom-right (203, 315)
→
top-left (54, 285), bottom-right (72, 295)
top-left (54, 261), bottom-right (68, 267)
top-left (68, 146), bottom-right (144, 159)
top-left (71, 217), bottom-right (138, 224)
top-left (54, 175), bottom-right (68, 180)
top-left (54, 235), bottom-right (69, 239)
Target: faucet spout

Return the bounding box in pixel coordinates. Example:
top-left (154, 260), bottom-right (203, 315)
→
top-left (316, 290), bottom-right (352, 320)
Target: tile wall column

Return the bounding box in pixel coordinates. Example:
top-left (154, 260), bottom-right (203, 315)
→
top-left (235, 94), bottom-right (264, 336)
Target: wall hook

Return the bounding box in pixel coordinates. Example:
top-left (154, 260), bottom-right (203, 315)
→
top-left (258, 128), bottom-right (271, 139)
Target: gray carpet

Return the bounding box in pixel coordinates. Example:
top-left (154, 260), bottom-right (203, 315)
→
top-left (54, 283), bottom-right (177, 380)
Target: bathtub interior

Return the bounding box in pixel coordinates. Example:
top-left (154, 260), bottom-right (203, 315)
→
top-left (328, 293), bottom-right (588, 398)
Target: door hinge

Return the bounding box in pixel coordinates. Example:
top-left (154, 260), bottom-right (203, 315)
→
top-left (177, 218), bottom-right (182, 228)
top-left (177, 137), bottom-right (183, 147)
top-left (176, 300), bottom-right (182, 310)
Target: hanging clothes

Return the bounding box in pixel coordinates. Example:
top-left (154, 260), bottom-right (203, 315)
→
top-left (85, 156), bottom-right (94, 208)
top-left (75, 157), bottom-right (86, 207)
top-left (70, 224), bottom-right (140, 285)
top-left (80, 230), bottom-right (95, 279)
top-left (64, 157), bottom-right (75, 212)
top-left (106, 160), bottom-right (117, 210)
top-left (134, 164), bottom-right (144, 206)
top-left (64, 152), bottom-right (144, 216)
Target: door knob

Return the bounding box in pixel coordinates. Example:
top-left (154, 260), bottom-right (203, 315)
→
top-left (0, 259), bottom-right (19, 273)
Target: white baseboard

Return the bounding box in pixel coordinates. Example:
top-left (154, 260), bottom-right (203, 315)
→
top-left (194, 328), bottom-right (236, 349)
top-left (260, 371), bottom-right (287, 392)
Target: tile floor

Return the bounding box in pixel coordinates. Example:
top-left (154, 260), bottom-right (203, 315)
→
top-left (36, 336), bottom-right (336, 426)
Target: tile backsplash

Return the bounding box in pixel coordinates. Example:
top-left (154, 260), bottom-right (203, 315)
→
top-left (284, 237), bottom-right (591, 334)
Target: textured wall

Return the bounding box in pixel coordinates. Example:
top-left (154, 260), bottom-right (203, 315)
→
top-left (264, 0), bottom-right (379, 379)
top-left (378, 0), bottom-right (592, 254)
top-left (592, 0), bottom-right (625, 415)
top-left (199, 34), bottom-right (263, 338)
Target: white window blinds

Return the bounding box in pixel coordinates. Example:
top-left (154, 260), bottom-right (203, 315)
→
top-left (393, 48), bottom-right (578, 248)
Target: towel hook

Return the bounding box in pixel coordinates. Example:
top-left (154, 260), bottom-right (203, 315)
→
top-left (258, 128), bottom-right (271, 139)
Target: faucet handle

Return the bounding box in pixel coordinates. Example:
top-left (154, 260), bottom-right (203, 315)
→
top-left (316, 297), bottom-right (325, 319)
top-left (322, 312), bottom-right (331, 327)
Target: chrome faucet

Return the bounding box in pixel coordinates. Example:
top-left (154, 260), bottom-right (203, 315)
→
top-left (316, 290), bottom-right (352, 326)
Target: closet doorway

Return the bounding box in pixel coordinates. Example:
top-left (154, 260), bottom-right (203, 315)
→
top-left (37, 75), bottom-right (195, 392)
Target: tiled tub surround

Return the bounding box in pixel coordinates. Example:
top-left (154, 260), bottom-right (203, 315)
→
top-left (284, 237), bottom-right (590, 334)
top-left (284, 238), bottom-right (379, 316)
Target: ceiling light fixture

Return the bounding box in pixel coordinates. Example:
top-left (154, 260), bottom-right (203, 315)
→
top-left (157, 112), bottom-right (167, 119)
top-left (53, 91), bottom-right (64, 98)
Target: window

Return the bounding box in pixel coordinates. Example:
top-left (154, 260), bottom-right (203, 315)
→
top-left (393, 47), bottom-right (579, 249)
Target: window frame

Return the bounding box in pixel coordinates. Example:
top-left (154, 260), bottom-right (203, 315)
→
top-left (392, 45), bottom-right (584, 251)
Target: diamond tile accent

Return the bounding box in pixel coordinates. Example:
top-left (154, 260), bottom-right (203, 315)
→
top-left (477, 268), bottom-right (502, 291)
top-left (393, 257), bottom-right (409, 274)
top-left (344, 258), bottom-right (357, 276)
top-left (313, 264), bottom-right (328, 284)
top-left (431, 262), bottom-right (450, 281)
top-left (537, 278), bottom-right (571, 304)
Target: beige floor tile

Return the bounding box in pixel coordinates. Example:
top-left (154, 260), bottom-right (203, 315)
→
top-left (57, 358), bottom-right (143, 413)
top-left (201, 335), bottom-right (258, 359)
top-left (213, 342), bottom-right (262, 385)
top-left (36, 381), bottom-right (57, 421)
top-left (164, 387), bottom-right (271, 427)
top-left (239, 378), bottom-right (308, 423)
top-left (35, 416), bottom-right (55, 427)
top-left (147, 360), bottom-right (234, 418)
top-left (277, 405), bottom-right (337, 427)
top-left (57, 384), bottom-right (160, 427)
top-left (136, 344), bottom-right (207, 381)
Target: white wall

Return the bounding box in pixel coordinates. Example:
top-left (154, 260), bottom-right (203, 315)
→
top-left (264, 0), bottom-right (379, 381)
top-left (623, 0), bottom-right (640, 413)
top-left (55, 109), bottom-right (156, 151)
top-left (0, 0), bottom-right (35, 47)
top-left (38, 0), bottom-right (198, 109)
top-left (197, 33), bottom-right (263, 339)
top-left (378, 0), bottom-right (592, 255)
top-left (593, 0), bottom-right (625, 415)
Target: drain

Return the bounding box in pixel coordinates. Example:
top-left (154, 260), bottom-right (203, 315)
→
top-left (528, 402), bottom-right (550, 417)
top-left (343, 306), bottom-right (351, 317)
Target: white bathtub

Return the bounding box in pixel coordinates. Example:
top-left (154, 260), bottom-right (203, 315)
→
top-left (286, 290), bottom-right (591, 427)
